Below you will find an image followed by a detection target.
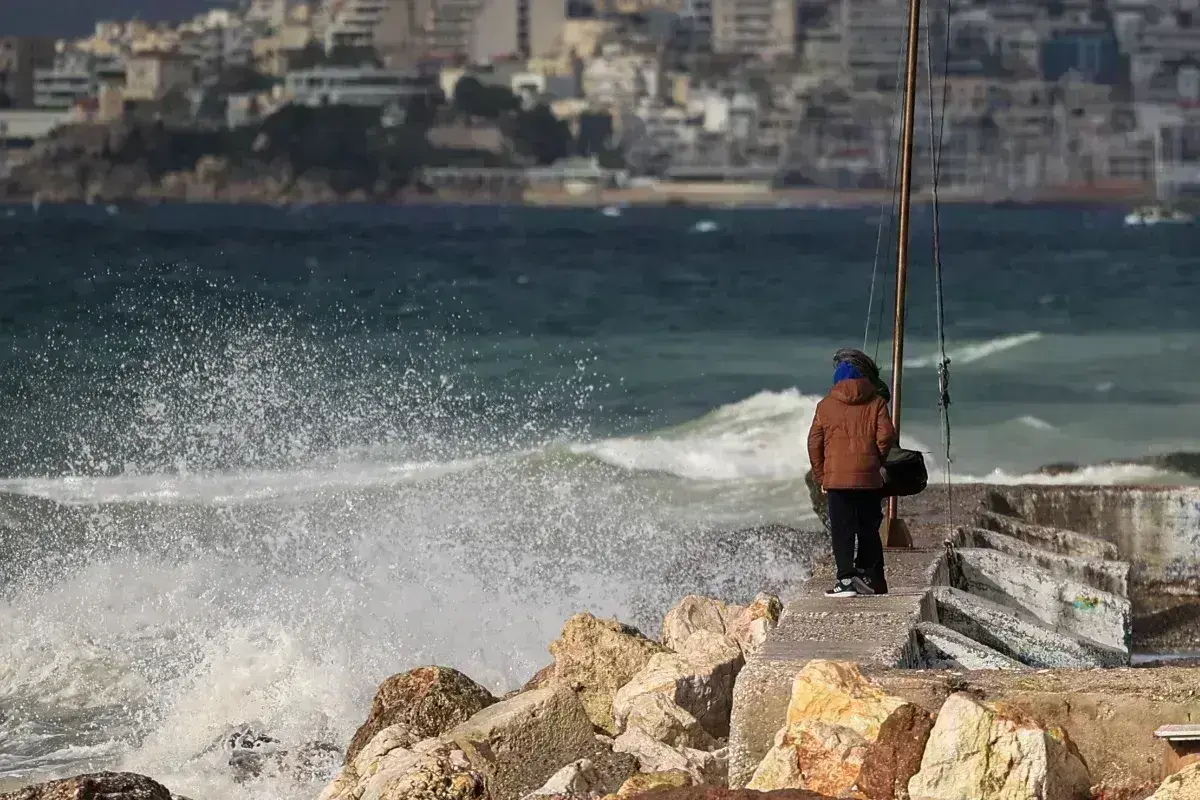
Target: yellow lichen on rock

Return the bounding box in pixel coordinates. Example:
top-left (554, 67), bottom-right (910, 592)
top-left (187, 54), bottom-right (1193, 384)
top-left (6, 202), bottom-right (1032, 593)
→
top-left (617, 769), bottom-right (694, 796)
top-left (786, 660), bottom-right (908, 741)
top-left (747, 719), bottom-right (868, 795)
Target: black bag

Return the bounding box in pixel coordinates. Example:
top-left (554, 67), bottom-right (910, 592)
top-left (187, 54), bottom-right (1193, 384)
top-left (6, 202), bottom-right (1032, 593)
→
top-left (881, 447), bottom-right (928, 497)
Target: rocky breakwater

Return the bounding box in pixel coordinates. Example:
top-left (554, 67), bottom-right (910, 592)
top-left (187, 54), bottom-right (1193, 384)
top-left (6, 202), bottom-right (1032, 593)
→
top-left (738, 659), bottom-right (1200, 800)
top-left (307, 593), bottom-right (782, 800)
top-left (8, 594), bottom-right (1200, 800)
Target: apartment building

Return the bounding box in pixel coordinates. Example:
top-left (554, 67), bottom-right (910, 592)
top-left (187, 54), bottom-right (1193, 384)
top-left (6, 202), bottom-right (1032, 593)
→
top-left (802, 0), bottom-right (926, 89)
top-left (124, 51), bottom-right (196, 102)
top-left (0, 37), bottom-right (57, 109)
top-left (583, 43), bottom-right (662, 106)
top-left (469, 0), bottom-right (568, 62)
top-left (321, 0), bottom-right (434, 65)
top-left (32, 48), bottom-right (111, 110)
top-left (710, 0), bottom-right (795, 59)
top-left (246, 0), bottom-right (293, 28)
top-left (283, 65), bottom-right (437, 105)
top-left (840, 0), bottom-right (927, 89)
top-left (32, 70), bottom-right (93, 110)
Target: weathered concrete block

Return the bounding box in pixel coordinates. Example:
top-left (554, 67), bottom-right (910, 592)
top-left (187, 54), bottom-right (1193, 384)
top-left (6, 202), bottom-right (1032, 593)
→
top-left (913, 622), bottom-right (1027, 671)
top-left (954, 527), bottom-right (1130, 596)
top-left (951, 547), bottom-right (1132, 652)
top-left (985, 486), bottom-right (1200, 590)
top-left (728, 657), bottom-right (796, 789)
top-left (974, 509), bottom-right (1119, 560)
top-left (932, 587), bottom-right (1128, 669)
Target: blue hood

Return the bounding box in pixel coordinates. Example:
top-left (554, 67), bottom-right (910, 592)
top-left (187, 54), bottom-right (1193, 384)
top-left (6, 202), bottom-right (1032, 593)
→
top-left (833, 362), bottom-right (863, 384)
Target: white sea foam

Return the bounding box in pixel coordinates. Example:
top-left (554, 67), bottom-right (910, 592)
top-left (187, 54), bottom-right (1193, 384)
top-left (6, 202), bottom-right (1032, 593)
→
top-left (1014, 415), bottom-right (1056, 431)
top-left (952, 462), bottom-right (1183, 485)
top-left (905, 331), bottom-right (1043, 368)
top-left (579, 389), bottom-right (822, 481)
top-left (1, 382), bottom-right (1192, 799)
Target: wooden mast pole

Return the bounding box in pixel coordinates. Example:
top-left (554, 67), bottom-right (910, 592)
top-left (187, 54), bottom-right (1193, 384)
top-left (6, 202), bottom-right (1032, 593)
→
top-left (883, 0), bottom-right (925, 548)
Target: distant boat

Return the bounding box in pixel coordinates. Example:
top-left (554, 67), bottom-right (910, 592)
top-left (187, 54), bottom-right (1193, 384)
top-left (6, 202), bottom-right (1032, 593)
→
top-left (601, 205), bottom-right (622, 218)
top-left (1126, 127), bottom-right (1195, 227)
top-left (691, 219), bottom-right (719, 233)
top-left (1124, 205), bottom-right (1192, 227)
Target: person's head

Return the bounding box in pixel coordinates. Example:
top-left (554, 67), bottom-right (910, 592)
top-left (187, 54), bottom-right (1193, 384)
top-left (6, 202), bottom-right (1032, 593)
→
top-left (833, 360), bottom-right (863, 384)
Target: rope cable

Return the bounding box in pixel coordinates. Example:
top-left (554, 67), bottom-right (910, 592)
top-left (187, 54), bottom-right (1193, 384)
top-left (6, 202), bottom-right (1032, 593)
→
top-left (924, 0), bottom-right (954, 530)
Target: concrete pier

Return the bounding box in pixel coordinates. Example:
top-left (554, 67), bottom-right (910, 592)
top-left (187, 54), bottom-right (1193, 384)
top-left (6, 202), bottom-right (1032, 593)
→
top-left (727, 482), bottom-right (1200, 787)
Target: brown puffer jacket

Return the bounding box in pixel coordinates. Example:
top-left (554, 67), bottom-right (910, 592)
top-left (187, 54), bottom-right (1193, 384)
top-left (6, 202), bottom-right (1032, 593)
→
top-left (807, 377), bottom-right (897, 490)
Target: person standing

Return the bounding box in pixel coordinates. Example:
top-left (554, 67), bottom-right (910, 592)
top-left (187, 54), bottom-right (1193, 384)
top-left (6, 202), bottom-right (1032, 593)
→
top-left (807, 357), bottom-right (897, 597)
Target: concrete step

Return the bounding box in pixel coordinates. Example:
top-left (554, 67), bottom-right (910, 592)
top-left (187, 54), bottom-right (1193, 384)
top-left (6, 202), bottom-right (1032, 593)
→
top-left (932, 586), bottom-right (1129, 669)
top-left (975, 509), bottom-right (1119, 560)
top-left (913, 621), bottom-right (1027, 671)
top-left (950, 546), bottom-right (1132, 652)
top-left (956, 526), bottom-right (1130, 596)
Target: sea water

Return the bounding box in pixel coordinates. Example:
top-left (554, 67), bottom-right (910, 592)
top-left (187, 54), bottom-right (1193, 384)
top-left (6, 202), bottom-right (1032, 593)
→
top-left (0, 203), bottom-right (1197, 799)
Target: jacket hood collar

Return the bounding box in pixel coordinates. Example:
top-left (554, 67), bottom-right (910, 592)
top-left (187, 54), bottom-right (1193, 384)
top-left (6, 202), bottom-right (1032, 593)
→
top-left (831, 377), bottom-right (878, 405)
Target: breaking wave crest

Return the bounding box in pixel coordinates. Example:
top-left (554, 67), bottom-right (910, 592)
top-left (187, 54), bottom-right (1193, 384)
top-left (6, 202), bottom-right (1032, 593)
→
top-left (905, 331), bottom-right (1043, 368)
top-left (0, 356), bottom-right (1191, 800)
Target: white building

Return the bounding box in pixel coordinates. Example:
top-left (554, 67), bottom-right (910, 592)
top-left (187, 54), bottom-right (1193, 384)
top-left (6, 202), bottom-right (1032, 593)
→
top-left (246, 0), bottom-right (292, 29)
top-left (582, 43), bottom-right (660, 108)
top-left (33, 69), bottom-right (93, 109)
top-left (284, 65), bottom-right (437, 105)
top-left (31, 48), bottom-right (107, 109)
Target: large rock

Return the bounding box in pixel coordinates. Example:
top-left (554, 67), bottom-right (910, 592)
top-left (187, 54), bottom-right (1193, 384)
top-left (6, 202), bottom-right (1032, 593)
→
top-left (618, 770), bottom-right (694, 796)
top-left (516, 747), bottom-right (638, 799)
top-left (448, 685), bottom-right (598, 800)
top-left (0, 773), bottom-right (173, 800)
top-left (612, 631), bottom-right (744, 740)
top-left (317, 729), bottom-right (486, 800)
top-left (662, 594), bottom-right (782, 655)
top-left (347, 666), bottom-right (497, 764)
top-left (747, 660), bottom-right (923, 795)
top-left (725, 594), bottom-right (783, 655)
top-left (1149, 762), bottom-right (1200, 800)
top-left (786, 660), bottom-right (907, 739)
top-left (747, 720), bottom-right (867, 795)
top-left (549, 613), bottom-right (668, 734)
top-left (663, 596), bottom-right (734, 650)
top-left (613, 727), bottom-right (728, 786)
top-left (857, 703), bottom-right (936, 800)
top-left (521, 759), bottom-right (605, 799)
top-left (621, 789), bottom-right (836, 800)
top-left (907, 693), bottom-right (1091, 800)
top-left (622, 692), bottom-right (716, 750)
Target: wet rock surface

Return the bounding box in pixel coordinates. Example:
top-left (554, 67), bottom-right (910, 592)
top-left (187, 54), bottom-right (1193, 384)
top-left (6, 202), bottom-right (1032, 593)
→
top-left (346, 666), bottom-right (498, 764)
top-left (0, 773), bottom-right (173, 800)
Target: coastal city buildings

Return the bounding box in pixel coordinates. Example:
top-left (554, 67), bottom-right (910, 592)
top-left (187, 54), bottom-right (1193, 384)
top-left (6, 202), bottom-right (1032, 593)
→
top-left (0, 0), bottom-right (1197, 197)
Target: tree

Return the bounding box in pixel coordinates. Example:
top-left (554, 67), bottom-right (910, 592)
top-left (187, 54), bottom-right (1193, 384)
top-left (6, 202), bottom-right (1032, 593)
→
top-left (512, 104), bottom-right (572, 165)
top-left (216, 65), bottom-right (275, 94)
top-left (453, 75), bottom-right (520, 119)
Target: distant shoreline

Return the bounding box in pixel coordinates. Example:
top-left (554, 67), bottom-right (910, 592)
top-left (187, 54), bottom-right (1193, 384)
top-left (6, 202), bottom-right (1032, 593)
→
top-left (0, 184), bottom-right (1156, 211)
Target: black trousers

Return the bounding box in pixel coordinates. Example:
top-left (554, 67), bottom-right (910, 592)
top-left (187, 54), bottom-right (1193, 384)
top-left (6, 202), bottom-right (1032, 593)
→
top-left (826, 489), bottom-right (885, 582)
